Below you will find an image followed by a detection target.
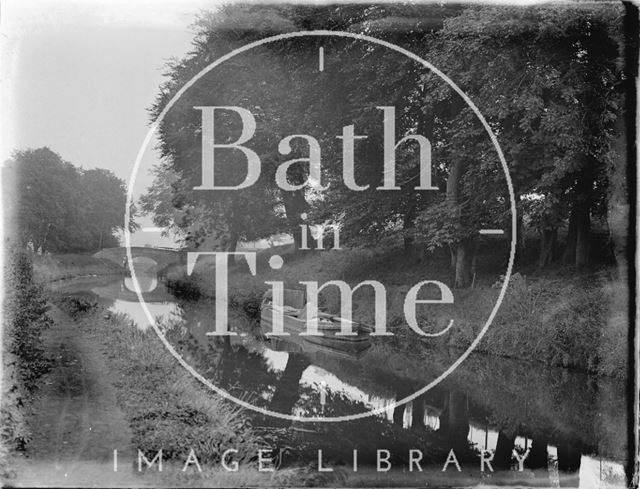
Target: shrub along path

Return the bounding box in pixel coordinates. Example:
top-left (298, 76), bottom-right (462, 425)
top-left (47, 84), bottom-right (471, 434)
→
top-left (12, 305), bottom-right (143, 487)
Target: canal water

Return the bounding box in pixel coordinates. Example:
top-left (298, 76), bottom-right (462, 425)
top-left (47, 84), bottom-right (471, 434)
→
top-left (51, 272), bottom-right (628, 487)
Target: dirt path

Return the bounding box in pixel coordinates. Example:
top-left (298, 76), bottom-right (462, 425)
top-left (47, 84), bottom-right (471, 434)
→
top-left (12, 305), bottom-right (145, 487)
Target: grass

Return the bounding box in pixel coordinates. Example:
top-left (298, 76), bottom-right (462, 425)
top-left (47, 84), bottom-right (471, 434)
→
top-left (167, 241), bottom-right (628, 379)
top-left (456, 271), bottom-right (629, 378)
top-left (66, 305), bottom-right (262, 464)
top-left (31, 252), bottom-right (123, 283)
top-left (57, 300), bottom-right (345, 487)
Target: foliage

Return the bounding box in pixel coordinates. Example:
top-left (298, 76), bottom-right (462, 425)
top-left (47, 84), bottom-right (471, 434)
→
top-left (1, 250), bottom-right (53, 467)
top-left (142, 3), bottom-right (625, 277)
top-left (0, 351), bottom-right (28, 477)
top-left (416, 199), bottom-right (475, 252)
top-left (56, 295), bottom-right (99, 317)
top-left (4, 250), bottom-right (52, 391)
top-left (2, 147), bottom-right (134, 253)
top-left (414, 5), bottom-right (623, 252)
top-left (142, 5), bottom-right (464, 250)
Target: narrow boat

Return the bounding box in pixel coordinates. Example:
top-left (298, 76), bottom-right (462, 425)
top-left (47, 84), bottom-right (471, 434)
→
top-left (268, 334), bottom-right (371, 360)
top-left (260, 289), bottom-right (371, 343)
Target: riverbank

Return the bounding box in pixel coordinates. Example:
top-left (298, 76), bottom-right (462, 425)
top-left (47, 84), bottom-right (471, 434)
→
top-left (8, 304), bottom-right (140, 487)
top-left (168, 244), bottom-right (628, 379)
top-left (1, 248), bottom-right (326, 487)
top-left (32, 252), bottom-right (123, 283)
top-left (47, 299), bottom-right (320, 487)
top-left (17, 267), bottom-right (627, 487)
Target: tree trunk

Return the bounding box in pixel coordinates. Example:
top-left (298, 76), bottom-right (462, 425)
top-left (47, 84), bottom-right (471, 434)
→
top-left (563, 208), bottom-right (577, 265)
top-left (527, 437), bottom-right (550, 483)
top-left (454, 240), bottom-right (473, 288)
top-left (527, 437), bottom-right (549, 470)
top-left (439, 391), bottom-right (469, 451)
top-left (41, 222), bottom-right (51, 254)
top-left (514, 206), bottom-right (525, 264)
top-left (563, 169), bottom-right (593, 268)
top-left (226, 231), bottom-right (238, 252)
top-left (449, 244), bottom-right (456, 270)
top-left (575, 205), bottom-right (590, 268)
top-left (538, 228), bottom-right (558, 268)
top-left (403, 205), bottom-right (417, 258)
top-left (226, 230), bottom-right (239, 268)
top-left (404, 233), bottom-right (415, 257)
top-left (410, 397), bottom-right (425, 432)
top-left (557, 444), bottom-right (581, 488)
top-left (269, 353), bottom-right (311, 419)
top-left (493, 431), bottom-right (515, 470)
top-left (98, 218), bottom-right (105, 250)
top-left (393, 404), bottom-right (405, 427)
top-left (282, 189), bottom-right (315, 251)
top-left (470, 241), bottom-right (477, 284)
top-left (282, 190), bottom-right (303, 249)
top-left (446, 160), bottom-right (463, 205)
top-left (402, 206), bottom-right (415, 257)
top-left (447, 159), bottom-right (474, 288)
top-left (517, 210), bottom-right (525, 256)
top-left (393, 384), bottom-right (413, 427)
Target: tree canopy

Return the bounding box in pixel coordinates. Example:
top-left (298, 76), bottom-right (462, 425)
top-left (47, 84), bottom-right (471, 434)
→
top-left (142, 3), bottom-right (626, 284)
top-left (3, 147), bottom-right (132, 253)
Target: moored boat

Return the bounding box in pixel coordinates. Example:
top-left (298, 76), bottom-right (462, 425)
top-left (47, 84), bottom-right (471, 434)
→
top-left (260, 289), bottom-right (372, 342)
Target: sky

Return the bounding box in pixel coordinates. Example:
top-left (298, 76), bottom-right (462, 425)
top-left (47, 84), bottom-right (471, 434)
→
top-left (1, 0), bottom-right (223, 246)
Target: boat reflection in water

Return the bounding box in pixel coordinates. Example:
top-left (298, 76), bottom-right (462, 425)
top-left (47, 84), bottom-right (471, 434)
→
top-left (53, 276), bottom-right (628, 487)
top-left (266, 333), bottom-right (371, 361)
top-left (260, 288), bottom-right (372, 356)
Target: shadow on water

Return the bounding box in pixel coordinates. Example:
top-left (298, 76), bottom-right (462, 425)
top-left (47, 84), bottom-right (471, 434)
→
top-left (57, 274), bottom-right (628, 487)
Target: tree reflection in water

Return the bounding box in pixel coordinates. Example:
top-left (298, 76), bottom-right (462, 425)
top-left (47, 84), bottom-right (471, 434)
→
top-left (52, 272), bottom-right (628, 486)
top-left (153, 294), bottom-right (625, 485)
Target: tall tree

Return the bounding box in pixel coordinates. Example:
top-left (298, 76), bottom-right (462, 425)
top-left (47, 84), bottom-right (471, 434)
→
top-left (81, 168), bottom-right (130, 250)
top-left (143, 4), bottom-right (463, 252)
top-left (143, 3), bottom-right (623, 282)
top-left (414, 5), bottom-right (623, 277)
top-left (2, 147), bottom-right (132, 253)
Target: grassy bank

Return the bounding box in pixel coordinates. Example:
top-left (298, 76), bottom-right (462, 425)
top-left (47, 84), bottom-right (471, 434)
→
top-left (53, 299), bottom-right (324, 486)
top-left (168, 244), bottom-right (627, 379)
top-left (446, 271), bottom-right (628, 378)
top-left (32, 252), bottom-right (123, 283)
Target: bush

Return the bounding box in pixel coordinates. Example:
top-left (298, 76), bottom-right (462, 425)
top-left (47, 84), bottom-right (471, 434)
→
top-left (56, 293), bottom-right (99, 317)
top-left (1, 250), bottom-right (53, 474)
top-left (0, 352), bottom-right (29, 478)
top-left (5, 252), bottom-right (53, 390)
top-left (166, 274), bottom-right (202, 299)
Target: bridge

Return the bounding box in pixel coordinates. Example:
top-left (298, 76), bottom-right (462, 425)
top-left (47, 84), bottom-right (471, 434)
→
top-left (93, 246), bottom-right (187, 271)
top-left (90, 274), bottom-right (176, 303)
